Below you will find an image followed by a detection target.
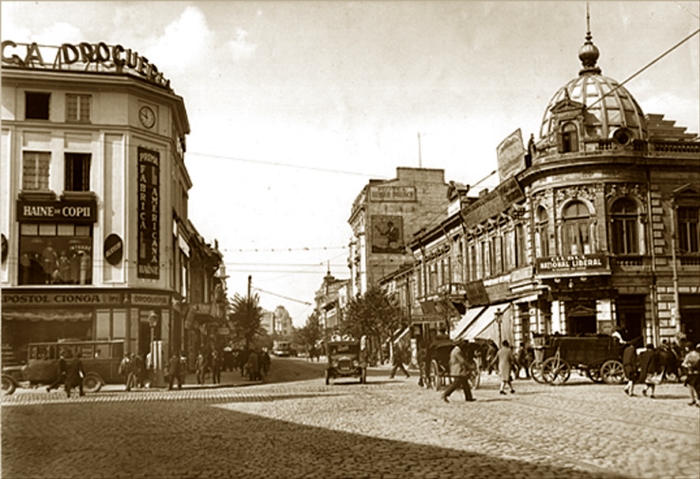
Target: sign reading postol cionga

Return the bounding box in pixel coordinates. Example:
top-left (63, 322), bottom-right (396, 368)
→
top-left (2, 41), bottom-right (172, 91)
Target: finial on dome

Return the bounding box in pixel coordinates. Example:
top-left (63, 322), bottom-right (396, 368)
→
top-left (578, 3), bottom-right (601, 75)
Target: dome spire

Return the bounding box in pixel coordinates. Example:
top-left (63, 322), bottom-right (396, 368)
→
top-left (579, 3), bottom-right (602, 75)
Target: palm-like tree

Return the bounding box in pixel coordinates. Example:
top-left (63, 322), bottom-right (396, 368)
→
top-left (228, 293), bottom-right (265, 349)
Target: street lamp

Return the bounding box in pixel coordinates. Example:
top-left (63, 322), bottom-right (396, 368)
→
top-left (495, 308), bottom-right (503, 345)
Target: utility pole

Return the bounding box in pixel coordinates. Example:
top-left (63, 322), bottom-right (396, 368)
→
top-left (247, 275), bottom-right (252, 300)
top-left (417, 132), bottom-right (423, 168)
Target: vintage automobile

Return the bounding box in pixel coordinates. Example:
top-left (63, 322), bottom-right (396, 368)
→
top-left (2, 339), bottom-right (125, 395)
top-left (324, 340), bottom-right (366, 385)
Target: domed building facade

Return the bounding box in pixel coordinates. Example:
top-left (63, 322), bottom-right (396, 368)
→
top-left (396, 26), bottom-right (700, 354)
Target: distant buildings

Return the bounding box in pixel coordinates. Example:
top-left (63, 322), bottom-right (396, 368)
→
top-left (1, 40), bottom-right (226, 365)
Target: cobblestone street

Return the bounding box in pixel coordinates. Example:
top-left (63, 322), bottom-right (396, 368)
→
top-left (3, 359), bottom-right (699, 479)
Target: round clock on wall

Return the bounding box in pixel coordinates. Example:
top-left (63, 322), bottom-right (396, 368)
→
top-left (139, 106), bottom-right (156, 129)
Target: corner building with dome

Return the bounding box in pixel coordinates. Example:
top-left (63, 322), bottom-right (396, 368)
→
top-left (400, 28), bottom-right (700, 350)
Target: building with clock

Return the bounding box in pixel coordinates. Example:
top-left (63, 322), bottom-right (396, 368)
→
top-left (1, 40), bottom-right (226, 368)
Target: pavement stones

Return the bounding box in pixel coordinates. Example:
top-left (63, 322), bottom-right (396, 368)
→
top-left (2, 365), bottom-right (698, 479)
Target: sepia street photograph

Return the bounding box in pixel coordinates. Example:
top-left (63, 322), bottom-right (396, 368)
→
top-left (2, 2), bottom-right (699, 478)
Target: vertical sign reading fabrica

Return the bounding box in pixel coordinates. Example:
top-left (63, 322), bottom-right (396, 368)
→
top-left (137, 147), bottom-right (160, 279)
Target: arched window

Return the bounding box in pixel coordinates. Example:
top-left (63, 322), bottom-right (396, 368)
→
top-left (561, 122), bottom-right (579, 153)
top-left (562, 201), bottom-right (591, 256)
top-left (611, 198), bottom-right (639, 254)
top-left (535, 206), bottom-right (550, 257)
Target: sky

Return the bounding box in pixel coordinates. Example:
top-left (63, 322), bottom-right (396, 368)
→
top-left (3, 1), bottom-right (699, 327)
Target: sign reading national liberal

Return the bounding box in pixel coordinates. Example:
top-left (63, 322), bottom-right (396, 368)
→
top-left (137, 148), bottom-right (160, 279)
top-left (2, 41), bottom-right (171, 91)
top-left (535, 254), bottom-right (609, 276)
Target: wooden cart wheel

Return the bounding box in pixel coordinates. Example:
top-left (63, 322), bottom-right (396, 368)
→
top-left (601, 359), bottom-right (625, 384)
top-left (430, 360), bottom-right (441, 390)
top-left (542, 357), bottom-right (571, 385)
top-left (529, 361), bottom-right (546, 383)
top-left (586, 364), bottom-right (604, 383)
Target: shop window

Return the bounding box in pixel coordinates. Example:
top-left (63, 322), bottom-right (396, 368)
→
top-left (25, 92), bottom-right (50, 120)
top-left (66, 94), bottom-right (91, 123)
top-left (563, 201), bottom-right (591, 256)
top-left (678, 207), bottom-right (699, 254)
top-left (18, 223), bottom-right (93, 285)
top-left (536, 206), bottom-right (550, 258)
top-left (611, 198), bottom-right (640, 254)
top-left (22, 151), bottom-right (51, 191)
top-left (65, 153), bottom-right (91, 192)
top-left (560, 122), bottom-right (579, 153)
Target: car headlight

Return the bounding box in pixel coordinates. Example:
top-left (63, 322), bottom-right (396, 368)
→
top-left (332, 361), bottom-right (339, 368)
top-left (352, 360), bottom-right (359, 367)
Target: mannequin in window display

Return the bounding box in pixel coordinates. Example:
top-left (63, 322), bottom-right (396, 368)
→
top-left (57, 251), bottom-right (71, 283)
top-left (41, 241), bottom-right (58, 283)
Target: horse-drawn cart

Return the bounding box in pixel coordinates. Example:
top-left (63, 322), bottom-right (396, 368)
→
top-left (422, 338), bottom-right (482, 391)
top-left (529, 334), bottom-right (626, 385)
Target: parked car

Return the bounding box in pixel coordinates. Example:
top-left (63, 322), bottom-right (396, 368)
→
top-left (325, 340), bottom-right (366, 384)
top-left (2, 339), bottom-right (125, 395)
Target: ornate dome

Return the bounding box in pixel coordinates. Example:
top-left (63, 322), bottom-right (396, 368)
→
top-left (539, 30), bottom-right (648, 142)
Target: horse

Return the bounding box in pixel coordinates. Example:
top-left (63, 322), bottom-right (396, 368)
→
top-left (657, 344), bottom-right (682, 382)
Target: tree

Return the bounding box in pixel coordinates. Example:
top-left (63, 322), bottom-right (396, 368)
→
top-left (341, 286), bottom-right (403, 364)
top-left (293, 309), bottom-right (323, 355)
top-left (228, 293), bottom-right (265, 349)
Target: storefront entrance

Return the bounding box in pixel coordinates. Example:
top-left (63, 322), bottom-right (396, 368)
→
top-left (566, 301), bottom-right (597, 335)
top-left (616, 295), bottom-right (645, 343)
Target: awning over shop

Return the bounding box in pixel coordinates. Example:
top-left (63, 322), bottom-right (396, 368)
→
top-left (450, 306), bottom-right (487, 340)
top-left (2, 310), bottom-right (92, 321)
top-left (457, 302), bottom-right (512, 341)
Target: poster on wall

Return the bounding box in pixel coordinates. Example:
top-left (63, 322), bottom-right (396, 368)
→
top-left (371, 215), bottom-right (404, 254)
top-left (137, 147), bottom-right (160, 279)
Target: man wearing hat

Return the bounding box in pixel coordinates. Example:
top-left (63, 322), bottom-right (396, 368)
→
top-left (441, 340), bottom-right (475, 403)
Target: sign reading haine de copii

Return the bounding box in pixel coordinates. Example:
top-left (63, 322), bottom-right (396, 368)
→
top-left (1, 41), bottom-right (171, 91)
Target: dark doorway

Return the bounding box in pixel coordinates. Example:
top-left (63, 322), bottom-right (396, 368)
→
top-left (680, 294), bottom-right (700, 346)
top-left (566, 301), bottom-right (597, 335)
top-left (616, 295), bottom-right (645, 343)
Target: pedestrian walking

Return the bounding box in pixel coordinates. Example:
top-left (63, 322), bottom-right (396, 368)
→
top-left (492, 340), bottom-right (516, 395)
top-left (46, 350), bottom-right (67, 392)
top-left (64, 352), bottom-right (84, 398)
top-left (260, 349), bottom-right (271, 377)
top-left (211, 350), bottom-right (222, 384)
top-left (681, 343), bottom-right (700, 407)
top-left (126, 353), bottom-right (138, 391)
top-left (133, 353), bottom-right (145, 388)
top-left (247, 350), bottom-right (260, 381)
top-left (195, 353), bottom-right (207, 385)
top-left (168, 353), bottom-right (182, 390)
top-left (639, 343), bottom-right (660, 398)
top-left (515, 342), bottom-right (531, 379)
top-left (389, 346), bottom-right (410, 379)
top-left (441, 340), bottom-right (475, 403)
top-left (486, 340), bottom-right (498, 375)
top-left (118, 353), bottom-right (133, 391)
top-left (622, 342), bottom-right (639, 396)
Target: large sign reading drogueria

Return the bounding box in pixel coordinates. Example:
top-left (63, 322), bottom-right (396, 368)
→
top-left (1, 41), bottom-right (171, 91)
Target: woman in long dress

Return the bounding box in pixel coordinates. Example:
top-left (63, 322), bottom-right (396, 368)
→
top-left (492, 340), bottom-right (516, 395)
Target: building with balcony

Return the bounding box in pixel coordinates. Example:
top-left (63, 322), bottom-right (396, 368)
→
top-left (1, 40), bottom-right (225, 365)
top-left (314, 268), bottom-right (350, 335)
top-left (383, 28), bottom-right (700, 349)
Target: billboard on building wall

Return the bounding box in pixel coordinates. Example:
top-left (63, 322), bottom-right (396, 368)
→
top-left (371, 215), bottom-right (404, 254)
top-left (137, 147), bottom-right (160, 279)
top-left (496, 128), bottom-right (526, 182)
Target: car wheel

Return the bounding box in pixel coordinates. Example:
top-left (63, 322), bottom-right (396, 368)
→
top-left (83, 373), bottom-right (103, 393)
top-left (2, 374), bottom-right (17, 396)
